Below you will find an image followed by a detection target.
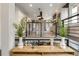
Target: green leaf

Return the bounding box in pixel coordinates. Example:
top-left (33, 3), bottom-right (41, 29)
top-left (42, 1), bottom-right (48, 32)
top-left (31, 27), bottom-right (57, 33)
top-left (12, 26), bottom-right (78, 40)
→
top-left (13, 23), bottom-right (18, 29)
top-left (13, 17), bottom-right (27, 37)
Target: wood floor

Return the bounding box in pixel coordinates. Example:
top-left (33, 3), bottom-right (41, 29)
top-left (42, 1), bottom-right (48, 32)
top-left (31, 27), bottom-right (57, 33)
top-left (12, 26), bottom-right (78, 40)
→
top-left (10, 46), bottom-right (75, 56)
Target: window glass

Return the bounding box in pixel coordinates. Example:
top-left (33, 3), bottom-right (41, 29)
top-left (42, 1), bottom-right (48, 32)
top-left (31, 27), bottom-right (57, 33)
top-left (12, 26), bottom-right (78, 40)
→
top-left (72, 6), bottom-right (77, 15)
top-left (71, 6), bottom-right (77, 23)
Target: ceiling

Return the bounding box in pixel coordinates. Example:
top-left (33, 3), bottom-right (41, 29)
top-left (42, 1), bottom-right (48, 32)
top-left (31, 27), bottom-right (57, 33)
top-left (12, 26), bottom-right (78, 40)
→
top-left (15, 3), bottom-right (65, 20)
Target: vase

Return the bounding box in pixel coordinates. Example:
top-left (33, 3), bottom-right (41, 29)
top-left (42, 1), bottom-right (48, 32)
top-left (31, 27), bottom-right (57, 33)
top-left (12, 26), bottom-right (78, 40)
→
top-left (18, 37), bottom-right (23, 48)
top-left (60, 37), bottom-right (66, 49)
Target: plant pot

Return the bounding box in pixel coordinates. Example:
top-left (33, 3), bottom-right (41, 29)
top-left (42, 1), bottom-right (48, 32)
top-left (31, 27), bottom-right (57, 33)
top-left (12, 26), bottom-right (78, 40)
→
top-left (18, 37), bottom-right (23, 48)
top-left (60, 37), bottom-right (66, 49)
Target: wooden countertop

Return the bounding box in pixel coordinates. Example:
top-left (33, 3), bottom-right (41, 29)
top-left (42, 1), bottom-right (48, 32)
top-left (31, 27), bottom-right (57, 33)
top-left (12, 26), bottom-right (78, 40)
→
top-left (10, 46), bottom-right (75, 56)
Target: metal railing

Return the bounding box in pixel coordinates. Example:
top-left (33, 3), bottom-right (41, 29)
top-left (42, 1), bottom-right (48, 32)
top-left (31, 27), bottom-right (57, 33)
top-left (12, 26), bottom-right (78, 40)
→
top-left (61, 14), bottom-right (79, 49)
top-left (62, 14), bottom-right (79, 39)
top-left (26, 20), bottom-right (55, 37)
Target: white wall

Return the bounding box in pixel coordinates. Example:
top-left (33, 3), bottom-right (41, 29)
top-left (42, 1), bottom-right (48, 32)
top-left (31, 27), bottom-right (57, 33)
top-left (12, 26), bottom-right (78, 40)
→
top-left (1, 3), bottom-right (10, 56)
top-left (8, 3), bottom-right (15, 50)
top-left (15, 6), bottom-right (26, 23)
top-left (1, 3), bottom-right (15, 56)
top-left (0, 4), bottom-right (1, 49)
top-left (0, 3), bottom-right (27, 56)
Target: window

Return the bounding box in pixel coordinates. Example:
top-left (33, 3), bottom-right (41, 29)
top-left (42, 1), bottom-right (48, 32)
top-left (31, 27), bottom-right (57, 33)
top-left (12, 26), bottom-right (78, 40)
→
top-left (71, 6), bottom-right (77, 23)
top-left (72, 6), bottom-right (77, 15)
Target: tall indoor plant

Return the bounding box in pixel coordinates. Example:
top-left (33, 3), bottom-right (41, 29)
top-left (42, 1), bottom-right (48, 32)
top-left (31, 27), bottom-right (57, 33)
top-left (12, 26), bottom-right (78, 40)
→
top-left (59, 21), bottom-right (68, 49)
top-left (13, 17), bottom-right (27, 48)
top-left (56, 16), bottom-right (68, 49)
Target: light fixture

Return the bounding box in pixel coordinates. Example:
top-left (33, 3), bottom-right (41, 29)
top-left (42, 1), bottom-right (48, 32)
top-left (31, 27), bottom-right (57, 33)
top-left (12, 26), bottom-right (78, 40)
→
top-left (29, 4), bottom-right (32, 7)
top-left (49, 4), bottom-right (53, 7)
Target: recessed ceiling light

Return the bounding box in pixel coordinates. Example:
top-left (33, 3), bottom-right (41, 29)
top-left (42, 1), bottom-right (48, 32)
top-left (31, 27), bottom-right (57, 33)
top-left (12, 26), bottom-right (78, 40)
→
top-left (49, 4), bottom-right (53, 7)
top-left (29, 4), bottom-right (32, 7)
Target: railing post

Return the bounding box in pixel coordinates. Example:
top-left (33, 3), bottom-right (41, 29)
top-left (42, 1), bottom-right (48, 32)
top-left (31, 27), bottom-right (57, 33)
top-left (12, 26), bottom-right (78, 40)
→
top-left (55, 22), bottom-right (57, 37)
top-left (62, 20), bottom-right (64, 27)
top-left (40, 22), bottom-right (42, 37)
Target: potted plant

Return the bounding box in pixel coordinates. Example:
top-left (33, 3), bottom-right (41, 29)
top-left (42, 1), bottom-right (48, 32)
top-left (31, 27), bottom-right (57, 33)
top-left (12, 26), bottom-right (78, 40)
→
top-left (59, 22), bottom-right (68, 49)
top-left (13, 17), bottom-right (27, 48)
